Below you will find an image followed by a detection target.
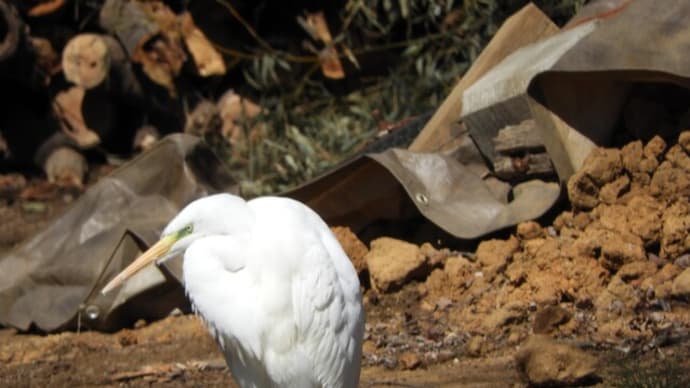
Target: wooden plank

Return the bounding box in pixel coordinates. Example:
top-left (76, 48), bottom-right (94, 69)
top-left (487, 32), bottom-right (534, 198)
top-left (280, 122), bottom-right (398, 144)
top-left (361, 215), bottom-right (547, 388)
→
top-left (408, 3), bottom-right (559, 153)
top-left (493, 119), bottom-right (545, 155)
top-left (494, 153), bottom-right (554, 180)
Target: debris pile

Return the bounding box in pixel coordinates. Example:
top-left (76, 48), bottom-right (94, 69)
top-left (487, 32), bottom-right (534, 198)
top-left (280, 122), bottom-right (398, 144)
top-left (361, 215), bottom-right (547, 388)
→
top-left (342, 131), bottom-right (690, 377)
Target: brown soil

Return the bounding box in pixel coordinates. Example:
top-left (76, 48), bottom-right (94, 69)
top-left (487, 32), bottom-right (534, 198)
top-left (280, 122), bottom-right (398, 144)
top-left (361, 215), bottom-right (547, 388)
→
top-left (3, 134), bottom-right (690, 387)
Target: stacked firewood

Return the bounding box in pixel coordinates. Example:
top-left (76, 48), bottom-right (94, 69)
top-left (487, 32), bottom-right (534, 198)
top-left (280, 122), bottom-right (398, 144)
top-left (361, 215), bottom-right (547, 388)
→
top-left (0, 0), bottom-right (263, 191)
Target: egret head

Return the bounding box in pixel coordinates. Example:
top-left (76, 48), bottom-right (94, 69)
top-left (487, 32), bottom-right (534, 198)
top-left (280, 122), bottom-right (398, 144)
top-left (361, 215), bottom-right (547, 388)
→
top-left (101, 193), bottom-right (250, 294)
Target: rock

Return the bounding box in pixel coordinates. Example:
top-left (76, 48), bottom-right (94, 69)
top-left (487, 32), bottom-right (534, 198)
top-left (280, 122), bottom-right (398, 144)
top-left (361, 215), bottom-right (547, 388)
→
top-left (679, 131), bottom-right (690, 153)
top-left (675, 254), bottom-right (690, 269)
top-left (444, 256), bottom-right (473, 279)
top-left (660, 200), bottom-right (690, 259)
top-left (515, 335), bottom-right (598, 386)
top-left (599, 175), bottom-right (630, 204)
top-left (572, 212), bottom-right (592, 230)
top-left (476, 236), bottom-right (519, 279)
top-left (616, 261), bottom-right (656, 282)
top-left (398, 351), bottom-right (421, 370)
top-left (553, 211), bottom-right (574, 231)
top-left (595, 276), bottom-right (639, 323)
top-left (533, 305), bottom-right (572, 334)
top-left (517, 221), bottom-right (542, 240)
top-left (665, 144), bottom-right (690, 173)
top-left (43, 146), bottom-right (87, 189)
top-left (528, 270), bottom-right (570, 306)
top-left (621, 140), bottom-right (643, 174)
top-left (644, 135), bottom-right (666, 160)
top-left (630, 172), bottom-right (652, 189)
top-left (650, 161), bottom-right (690, 198)
top-left (572, 226), bottom-right (645, 271)
top-left (366, 237), bottom-right (427, 293)
top-left (567, 171), bottom-right (599, 209)
top-left (671, 268), bottom-right (690, 297)
top-left (331, 226), bottom-right (368, 274)
top-left (482, 304), bottom-right (525, 331)
top-left (425, 255), bottom-right (475, 297)
top-left (118, 330), bottom-right (138, 346)
top-left (627, 195), bottom-right (663, 245)
top-left (594, 197), bottom-right (663, 248)
top-left (582, 148), bottom-right (624, 186)
top-left (640, 263), bottom-right (680, 299)
top-left (420, 242), bottom-right (452, 267)
top-left (466, 336), bottom-right (485, 357)
top-left (639, 157), bottom-right (660, 175)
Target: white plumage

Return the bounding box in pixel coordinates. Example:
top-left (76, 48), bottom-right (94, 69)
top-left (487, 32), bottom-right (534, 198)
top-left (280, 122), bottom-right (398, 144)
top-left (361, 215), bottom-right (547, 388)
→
top-left (102, 194), bottom-right (365, 388)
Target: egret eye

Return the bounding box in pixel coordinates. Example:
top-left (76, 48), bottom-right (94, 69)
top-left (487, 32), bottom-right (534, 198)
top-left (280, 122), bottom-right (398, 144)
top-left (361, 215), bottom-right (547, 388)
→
top-left (178, 224), bottom-right (193, 237)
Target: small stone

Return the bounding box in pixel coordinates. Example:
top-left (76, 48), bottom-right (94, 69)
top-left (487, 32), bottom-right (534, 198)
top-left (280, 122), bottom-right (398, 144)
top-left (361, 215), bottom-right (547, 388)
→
top-left (679, 131), bottom-right (690, 153)
top-left (483, 306), bottom-right (524, 331)
top-left (398, 351), bottom-right (421, 370)
top-left (660, 201), bottom-right (690, 259)
top-left (567, 171), bottom-right (599, 209)
top-left (533, 305), bottom-right (572, 334)
top-left (507, 331), bottom-right (521, 345)
top-left (466, 336), bottom-right (484, 357)
top-left (517, 221), bottom-right (542, 240)
top-left (665, 145), bottom-right (690, 173)
top-left (621, 141), bottom-right (643, 174)
top-left (651, 161), bottom-right (690, 198)
top-left (436, 297), bottom-right (453, 310)
top-left (331, 226), bottom-right (368, 274)
top-left (366, 237), bottom-right (427, 293)
top-left (671, 268), bottom-right (690, 297)
top-left (572, 212), bottom-right (592, 230)
top-left (617, 261), bottom-right (657, 282)
top-left (644, 136), bottom-right (666, 160)
top-left (420, 243), bottom-right (452, 267)
top-left (674, 254), bottom-right (690, 269)
top-left (599, 175), bottom-right (630, 204)
top-left (581, 148), bottom-right (624, 186)
top-left (476, 236), bottom-right (519, 279)
top-left (515, 335), bottom-right (598, 386)
top-left (118, 330), bottom-right (138, 347)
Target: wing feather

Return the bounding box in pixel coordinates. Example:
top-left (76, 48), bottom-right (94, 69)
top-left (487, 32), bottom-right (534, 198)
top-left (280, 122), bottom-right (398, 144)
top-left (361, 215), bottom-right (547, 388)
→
top-left (291, 231), bottom-right (364, 388)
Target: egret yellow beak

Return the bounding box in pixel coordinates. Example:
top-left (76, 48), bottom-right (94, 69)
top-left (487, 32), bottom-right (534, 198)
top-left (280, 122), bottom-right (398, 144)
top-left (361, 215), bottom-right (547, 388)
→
top-left (101, 235), bottom-right (177, 294)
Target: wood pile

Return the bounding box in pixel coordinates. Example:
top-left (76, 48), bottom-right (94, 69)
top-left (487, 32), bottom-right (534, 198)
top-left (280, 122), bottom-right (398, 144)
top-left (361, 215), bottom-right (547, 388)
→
top-left (0, 0), bottom-right (259, 190)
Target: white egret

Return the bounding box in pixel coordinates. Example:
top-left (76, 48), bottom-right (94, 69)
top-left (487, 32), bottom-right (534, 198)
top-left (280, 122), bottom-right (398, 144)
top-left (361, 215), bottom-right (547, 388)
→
top-left (101, 193), bottom-right (364, 388)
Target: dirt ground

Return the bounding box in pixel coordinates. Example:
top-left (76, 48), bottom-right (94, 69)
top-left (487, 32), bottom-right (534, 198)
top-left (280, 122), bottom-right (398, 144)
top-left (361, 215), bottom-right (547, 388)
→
top-left (1, 312), bottom-right (687, 388)
top-left (3, 134), bottom-right (690, 387)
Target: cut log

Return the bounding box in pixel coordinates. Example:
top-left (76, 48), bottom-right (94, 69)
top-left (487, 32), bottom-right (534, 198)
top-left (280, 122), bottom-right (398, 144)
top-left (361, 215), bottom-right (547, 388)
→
top-left (0, 1), bottom-right (23, 63)
top-left (30, 37), bottom-right (60, 81)
top-left (132, 125), bottom-right (160, 152)
top-left (62, 33), bottom-right (144, 100)
top-left (43, 146), bottom-right (87, 189)
top-left (52, 86), bottom-right (101, 148)
top-left (179, 12), bottom-right (226, 77)
top-left (100, 0), bottom-right (185, 96)
top-left (99, 0), bottom-right (158, 56)
top-left (184, 100), bottom-right (222, 136)
top-left (62, 34), bottom-right (111, 89)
